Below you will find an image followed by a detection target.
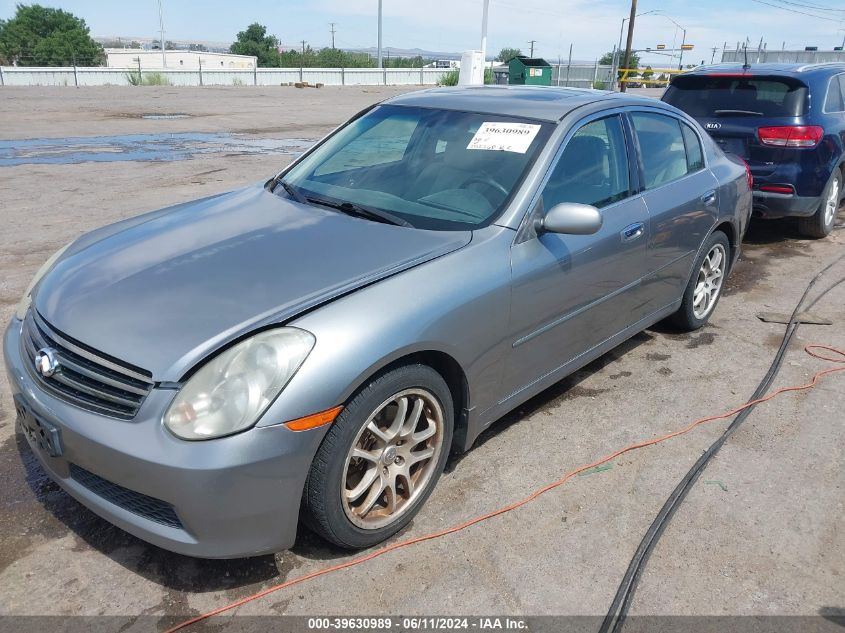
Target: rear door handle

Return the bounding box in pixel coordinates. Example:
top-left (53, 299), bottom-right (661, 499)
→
top-left (701, 190), bottom-right (717, 205)
top-left (621, 221), bottom-right (645, 243)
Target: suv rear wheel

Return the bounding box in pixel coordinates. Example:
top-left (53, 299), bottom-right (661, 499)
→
top-left (798, 170), bottom-right (841, 239)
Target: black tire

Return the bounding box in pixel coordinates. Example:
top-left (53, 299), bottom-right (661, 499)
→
top-left (798, 170), bottom-right (841, 239)
top-left (665, 231), bottom-right (731, 332)
top-left (302, 364), bottom-right (453, 549)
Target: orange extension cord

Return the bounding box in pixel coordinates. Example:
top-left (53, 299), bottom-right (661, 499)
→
top-left (164, 343), bottom-right (845, 633)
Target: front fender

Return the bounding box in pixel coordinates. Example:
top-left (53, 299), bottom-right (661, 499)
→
top-left (258, 226), bottom-right (514, 432)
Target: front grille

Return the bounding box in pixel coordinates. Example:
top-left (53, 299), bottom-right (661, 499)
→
top-left (69, 463), bottom-right (183, 529)
top-left (21, 311), bottom-right (154, 419)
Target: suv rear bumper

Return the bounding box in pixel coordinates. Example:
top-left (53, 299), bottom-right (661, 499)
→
top-left (752, 190), bottom-right (819, 219)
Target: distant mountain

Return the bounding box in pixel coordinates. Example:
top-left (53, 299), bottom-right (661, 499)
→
top-left (342, 46), bottom-right (464, 61)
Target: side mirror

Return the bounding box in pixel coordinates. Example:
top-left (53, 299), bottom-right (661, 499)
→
top-left (538, 202), bottom-right (603, 235)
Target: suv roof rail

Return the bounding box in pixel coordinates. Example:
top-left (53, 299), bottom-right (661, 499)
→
top-left (796, 62), bottom-right (845, 72)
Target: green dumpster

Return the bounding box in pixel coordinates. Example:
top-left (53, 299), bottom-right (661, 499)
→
top-left (508, 56), bottom-right (552, 86)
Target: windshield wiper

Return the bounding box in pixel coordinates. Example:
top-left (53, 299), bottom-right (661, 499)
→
top-left (305, 195), bottom-right (414, 228)
top-left (274, 178), bottom-right (308, 204)
top-left (713, 109), bottom-right (764, 117)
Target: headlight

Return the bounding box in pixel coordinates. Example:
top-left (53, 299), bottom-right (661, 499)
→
top-left (164, 328), bottom-right (315, 440)
top-left (15, 242), bottom-right (73, 320)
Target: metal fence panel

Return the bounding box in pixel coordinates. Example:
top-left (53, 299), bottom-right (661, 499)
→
top-left (721, 49), bottom-right (845, 64)
top-left (549, 64), bottom-right (614, 89)
top-left (0, 65), bottom-right (479, 88)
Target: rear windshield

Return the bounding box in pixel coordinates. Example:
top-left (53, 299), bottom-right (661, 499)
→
top-left (664, 75), bottom-right (808, 118)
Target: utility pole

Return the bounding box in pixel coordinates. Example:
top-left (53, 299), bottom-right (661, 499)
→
top-left (157, 0), bottom-right (166, 68)
top-left (329, 22), bottom-right (336, 49)
top-left (711, 46), bottom-right (718, 64)
top-left (377, 0), bottom-right (383, 68)
top-left (528, 40), bottom-right (536, 57)
top-left (480, 0), bottom-right (490, 77)
top-left (621, 0), bottom-right (637, 92)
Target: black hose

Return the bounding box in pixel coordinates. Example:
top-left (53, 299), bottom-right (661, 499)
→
top-left (600, 250), bottom-right (845, 633)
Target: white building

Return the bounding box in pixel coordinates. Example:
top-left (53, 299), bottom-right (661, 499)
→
top-left (105, 49), bottom-right (257, 70)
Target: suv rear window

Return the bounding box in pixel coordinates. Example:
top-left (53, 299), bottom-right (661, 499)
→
top-left (664, 75), bottom-right (808, 118)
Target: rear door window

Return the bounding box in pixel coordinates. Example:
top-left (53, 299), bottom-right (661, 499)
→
top-left (828, 74), bottom-right (845, 113)
top-left (631, 112), bottom-right (690, 190)
top-left (824, 75), bottom-right (845, 112)
top-left (680, 123), bottom-right (704, 171)
top-left (664, 75), bottom-right (808, 118)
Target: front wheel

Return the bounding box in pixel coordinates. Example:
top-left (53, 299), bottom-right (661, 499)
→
top-left (302, 364), bottom-right (453, 549)
top-left (798, 170), bottom-right (840, 239)
top-left (665, 231), bottom-right (730, 332)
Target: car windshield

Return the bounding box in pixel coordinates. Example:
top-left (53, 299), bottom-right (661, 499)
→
top-left (278, 105), bottom-right (551, 230)
top-left (664, 75), bottom-right (808, 118)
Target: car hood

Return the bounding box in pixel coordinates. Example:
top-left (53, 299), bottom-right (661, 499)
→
top-left (34, 184), bottom-right (471, 381)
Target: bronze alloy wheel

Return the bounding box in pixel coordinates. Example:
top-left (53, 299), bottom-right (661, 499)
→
top-left (341, 388), bottom-right (444, 530)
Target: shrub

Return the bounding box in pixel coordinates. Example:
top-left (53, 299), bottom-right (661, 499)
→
top-left (437, 68), bottom-right (495, 87)
top-left (437, 68), bottom-right (459, 86)
top-left (125, 71), bottom-right (171, 86)
top-left (142, 72), bottom-right (170, 86)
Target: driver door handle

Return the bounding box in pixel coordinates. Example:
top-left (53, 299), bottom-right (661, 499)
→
top-left (621, 221), bottom-right (645, 243)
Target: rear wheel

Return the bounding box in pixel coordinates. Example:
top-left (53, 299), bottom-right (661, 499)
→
top-left (302, 364), bottom-right (453, 549)
top-left (798, 170), bottom-right (840, 239)
top-left (665, 231), bottom-right (730, 332)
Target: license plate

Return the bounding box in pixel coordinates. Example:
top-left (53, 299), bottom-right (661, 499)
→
top-left (14, 396), bottom-right (63, 457)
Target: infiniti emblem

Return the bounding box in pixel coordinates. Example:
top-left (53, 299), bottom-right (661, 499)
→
top-left (34, 347), bottom-right (60, 378)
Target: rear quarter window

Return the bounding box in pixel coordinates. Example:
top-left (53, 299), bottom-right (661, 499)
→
top-left (664, 75), bottom-right (808, 118)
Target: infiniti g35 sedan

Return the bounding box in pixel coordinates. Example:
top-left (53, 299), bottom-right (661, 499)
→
top-left (5, 87), bottom-right (752, 558)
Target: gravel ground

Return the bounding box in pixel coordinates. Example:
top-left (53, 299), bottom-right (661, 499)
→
top-left (0, 86), bottom-right (843, 630)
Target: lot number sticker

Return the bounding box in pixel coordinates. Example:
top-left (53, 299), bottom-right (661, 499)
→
top-left (467, 122), bottom-right (541, 154)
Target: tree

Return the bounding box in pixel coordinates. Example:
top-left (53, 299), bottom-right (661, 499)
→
top-left (599, 50), bottom-right (640, 69)
top-left (496, 47), bottom-right (522, 63)
top-left (0, 4), bottom-right (104, 66)
top-left (230, 22), bottom-right (280, 67)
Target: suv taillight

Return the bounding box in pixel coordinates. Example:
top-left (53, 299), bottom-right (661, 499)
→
top-left (757, 125), bottom-right (823, 148)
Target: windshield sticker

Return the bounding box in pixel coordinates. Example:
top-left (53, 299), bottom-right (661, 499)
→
top-left (466, 122), bottom-right (541, 153)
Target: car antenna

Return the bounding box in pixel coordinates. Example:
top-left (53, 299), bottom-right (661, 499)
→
top-left (742, 44), bottom-right (750, 71)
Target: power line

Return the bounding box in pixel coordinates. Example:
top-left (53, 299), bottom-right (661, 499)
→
top-left (747, 0), bottom-right (842, 21)
top-left (768, 0), bottom-right (845, 11)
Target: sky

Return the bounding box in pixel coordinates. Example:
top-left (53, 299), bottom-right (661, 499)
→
top-left (2, 0), bottom-right (844, 66)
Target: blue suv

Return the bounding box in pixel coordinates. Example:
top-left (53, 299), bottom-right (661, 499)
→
top-left (663, 63), bottom-right (845, 237)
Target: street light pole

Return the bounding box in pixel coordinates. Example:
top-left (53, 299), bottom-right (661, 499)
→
top-left (613, 9), bottom-right (661, 91)
top-left (158, 0), bottom-right (166, 68)
top-left (660, 15), bottom-right (687, 71)
top-left (480, 0), bottom-right (490, 78)
top-left (377, 0), bottom-right (383, 68)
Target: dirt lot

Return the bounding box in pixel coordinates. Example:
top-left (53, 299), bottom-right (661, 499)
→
top-left (0, 86), bottom-right (843, 629)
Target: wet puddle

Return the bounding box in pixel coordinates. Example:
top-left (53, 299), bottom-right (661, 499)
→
top-left (0, 133), bottom-right (314, 166)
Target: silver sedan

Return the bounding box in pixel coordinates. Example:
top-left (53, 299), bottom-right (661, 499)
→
top-left (4, 86), bottom-right (752, 557)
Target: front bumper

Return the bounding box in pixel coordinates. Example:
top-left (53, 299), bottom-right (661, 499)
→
top-left (4, 319), bottom-right (325, 558)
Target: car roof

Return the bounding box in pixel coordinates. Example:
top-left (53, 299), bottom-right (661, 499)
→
top-left (381, 85), bottom-right (666, 123)
top-left (681, 62), bottom-right (845, 79)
